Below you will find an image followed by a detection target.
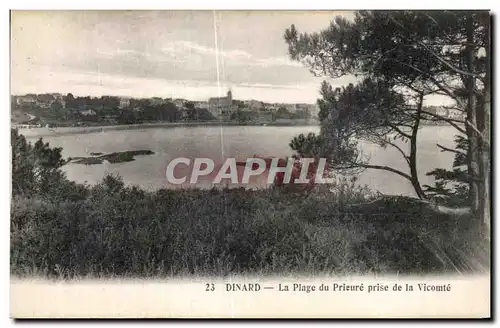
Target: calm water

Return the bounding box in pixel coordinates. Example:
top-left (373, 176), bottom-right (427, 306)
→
top-left (23, 125), bottom-right (457, 197)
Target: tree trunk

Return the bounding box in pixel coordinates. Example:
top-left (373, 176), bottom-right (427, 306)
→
top-left (477, 12), bottom-right (491, 235)
top-left (465, 13), bottom-right (481, 220)
top-left (409, 93), bottom-right (426, 199)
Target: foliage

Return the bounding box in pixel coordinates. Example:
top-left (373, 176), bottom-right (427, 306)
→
top-left (11, 128), bottom-right (66, 196)
top-left (284, 10), bottom-right (490, 205)
top-left (284, 11), bottom-right (487, 86)
top-left (11, 173), bottom-right (486, 278)
top-left (230, 110), bottom-right (258, 123)
top-left (10, 131), bottom-right (488, 277)
top-left (424, 135), bottom-right (470, 206)
top-left (289, 132), bottom-right (326, 159)
top-left (184, 101), bottom-right (197, 121)
top-left (138, 102), bottom-right (181, 122)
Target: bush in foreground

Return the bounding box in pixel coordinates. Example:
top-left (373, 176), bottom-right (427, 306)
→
top-left (10, 175), bottom-right (489, 279)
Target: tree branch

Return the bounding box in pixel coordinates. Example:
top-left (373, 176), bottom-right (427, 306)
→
top-left (419, 109), bottom-right (465, 124)
top-left (419, 110), bottom-right (467, 134)
top-left (340, 162), bottom-right (412, 181)
top-left (358, 163), bottom-right (412, 181)
top-left (417, 41), bottom-right (484, 81)
top-left (436, 143), bottom-right (466, 155)
top-left (385, 140), bottom-right (410, 165)
top-left (466, 119), bottom-right (491, 147)
top-left (387, 14), bottom-right (484, 81)
top-left (442, 105), bottom-right (466, 113)
top-left (387, 58), bottom-right (467, 109)
top-left (387, 123), bottom-right (412, 139)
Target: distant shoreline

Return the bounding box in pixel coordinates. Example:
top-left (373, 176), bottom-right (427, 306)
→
top-left (14, 120), bottom-right (320, 138)
top-left (14, 119), bottom-right (451, 139)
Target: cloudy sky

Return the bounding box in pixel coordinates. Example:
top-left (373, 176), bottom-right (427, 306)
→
top-left (11, 10), bottom-right (453, 105)
top-left (11, 10), bottom-right (363, 103)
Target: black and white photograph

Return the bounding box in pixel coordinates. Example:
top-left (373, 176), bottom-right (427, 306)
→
top-left (9, 8), bottom-right (492, 318)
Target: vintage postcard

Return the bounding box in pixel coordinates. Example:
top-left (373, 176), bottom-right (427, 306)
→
top-left (9, 9), bottom-right (491, 318)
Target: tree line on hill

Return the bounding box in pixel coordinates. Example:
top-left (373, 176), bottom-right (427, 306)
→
top-left (12, 94), bottom-right (216, 125)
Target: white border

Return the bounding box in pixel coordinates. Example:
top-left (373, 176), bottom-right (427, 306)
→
top-left (5, 1), bottom-right (497, 10)
top-left (2, 1), bottom-right (498, 326)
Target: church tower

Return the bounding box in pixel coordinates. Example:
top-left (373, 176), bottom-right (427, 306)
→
top-left (227, 88), bottom-right (232, 104)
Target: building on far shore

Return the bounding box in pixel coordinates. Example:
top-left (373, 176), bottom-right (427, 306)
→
top-left (15, 94), bottom-right (66, 108)
top-left (195, 101), bottom-right (209, 110)
top-left (149, 97), bottom-right (165, 106)
top-left (173, 99), bottom-right (186, 108)
top-left (208, 89), bottom-right (235, 117)
top-left (247, 100), bottom-right (263, 111)
top-left (80, 109), bottom-right (97, 116)
top-left (16, 95), bottom-right (37, 106)
top-left (119, 97), bottom-right (131, 109)
top-left (285, 103), bottom-right (298, 112)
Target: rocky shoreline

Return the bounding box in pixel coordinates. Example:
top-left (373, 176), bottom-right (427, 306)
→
top-left (68, 150), bottom-right (156, 165)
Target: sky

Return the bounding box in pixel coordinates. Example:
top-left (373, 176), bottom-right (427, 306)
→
top-left (10, 10), bottom-right (452, 105)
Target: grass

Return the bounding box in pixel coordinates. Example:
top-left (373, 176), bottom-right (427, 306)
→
top-left (10, 174), bottom-right (490, 279)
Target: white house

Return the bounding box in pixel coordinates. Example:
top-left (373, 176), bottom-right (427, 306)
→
top-left (149, 97), bottom-right (165, 106)
top-left (16, 95), bottom-right (37, 106)
top-left (448, 108), bottom-right (466, 120)
top-left (119, 97), bottom-right (131, 109)
top-left (248, 100), bottom-right (263, 111)
top-left (285, 104), bottom-right (298, 112)
top-left (195, 101), bottom-right (209, 109)
top-left (266, 104), bottom-right (281, 111)
top-left (173, 99), bottom-right (186, 107)
top-left (433, 106), bottom-right (449, 116)
top-left (80, 109), bottom-right (96, 116)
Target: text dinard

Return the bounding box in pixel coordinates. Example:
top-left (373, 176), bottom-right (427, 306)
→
top-left (225, 283), bottom-right (452, 293)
